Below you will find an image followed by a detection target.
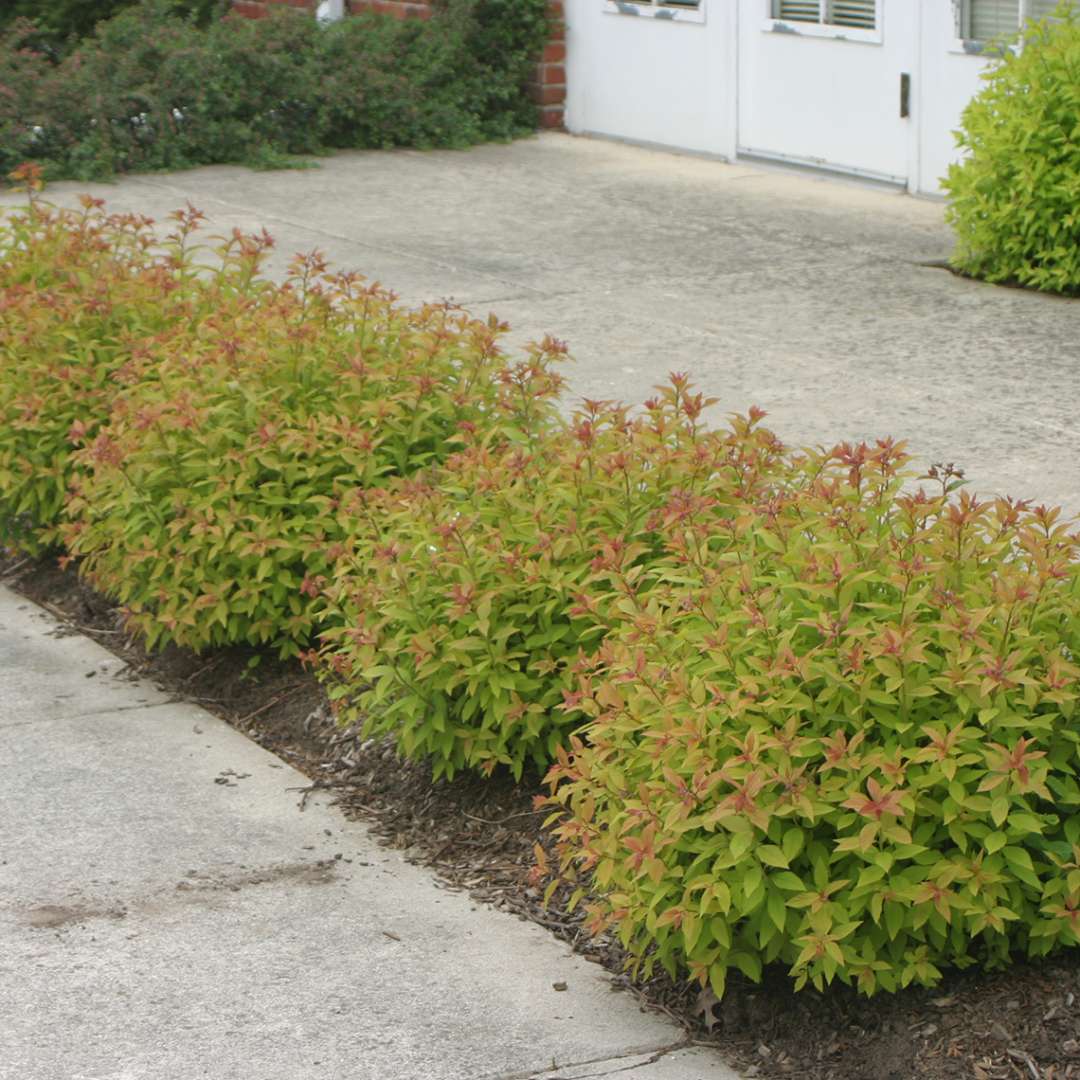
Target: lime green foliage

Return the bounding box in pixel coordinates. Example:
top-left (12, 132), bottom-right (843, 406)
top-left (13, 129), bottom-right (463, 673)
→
top-left (62, 231), bottom-right (555, 656)
top-left (944, 3), bottom-right (1080, 294)
top-left (546, 429), bottom-right (1080, 998)
top-left (318, 377), bottom-right (725, 781)
top-left (0, 193), bottom-right (210, 553)
top-left (0, 0), bottom-right (549, 182)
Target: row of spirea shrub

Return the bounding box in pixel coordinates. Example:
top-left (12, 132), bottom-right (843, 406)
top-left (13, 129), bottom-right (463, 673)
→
top-left (3, 191), bottom-right (1080, 1001)
top-left (0, 0), bottom-right (549, 183)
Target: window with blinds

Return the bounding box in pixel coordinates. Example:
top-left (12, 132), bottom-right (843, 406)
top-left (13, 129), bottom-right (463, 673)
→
top-left (965, 0), bottom-right (1063, 40)
top-left (618, 0), bottom-right (703, 9)
top-left (773, 0), bottom-right (876, 29)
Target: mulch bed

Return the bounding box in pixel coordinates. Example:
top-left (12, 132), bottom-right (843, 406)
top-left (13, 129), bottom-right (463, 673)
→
top-left (5, 550), bottom-right (1080, 1080)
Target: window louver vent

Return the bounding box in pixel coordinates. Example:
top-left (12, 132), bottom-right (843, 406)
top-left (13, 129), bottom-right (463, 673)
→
top-left (969, 0), bottom-right (1020, 38)
top-left (776, 0), bottom-right (822, 20)
top-left (774, 0), bottom-right (876, 29)
top-left (828, 0), bottom-right (876, 28)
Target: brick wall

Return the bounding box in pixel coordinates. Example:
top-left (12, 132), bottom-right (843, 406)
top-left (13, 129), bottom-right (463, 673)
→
top-left (533, 3), bottom-right (566, 130)
top-left (232, 0), bottom-right (565, 129)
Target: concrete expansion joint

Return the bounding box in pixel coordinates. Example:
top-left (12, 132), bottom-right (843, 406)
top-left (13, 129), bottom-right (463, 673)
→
top-left (548, 1039), bottom-right (691, 1077)
top-left (0, 716), bottom-right (73, 732)
top-left (133, 175), bottom-right (545, 299)
top-left (63, 699), bottom-right (181, 722)
top-left (2, 699), bottom-right (174, 731)
top-left (502, 1037), bottom-right (696, 1080)
top-left (464, 290), bottom-right (578, 307)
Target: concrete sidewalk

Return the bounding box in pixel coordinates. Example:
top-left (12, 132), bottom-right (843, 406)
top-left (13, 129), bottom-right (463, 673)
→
top-left (3, 132), bottom-right (1077, 513)
top-left (0, 584), bottom-right (740, 1080)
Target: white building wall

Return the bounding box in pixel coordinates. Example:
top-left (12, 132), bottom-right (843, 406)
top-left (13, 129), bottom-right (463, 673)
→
top-left (564, 0), bottom-right (736, 160)
top-left (565, 0), bottom-right (1002, 196)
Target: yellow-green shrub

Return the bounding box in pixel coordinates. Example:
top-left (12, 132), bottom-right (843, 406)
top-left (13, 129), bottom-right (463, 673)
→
top-left (0, 193), bottom-right (234, 553)
top-left (944, 3), bottom-right (1080, 294)
top-left (64, 248), bottom-right (564, 656)
top-left (317, 378), bottom-right (778, 779)
top-left (546, 434), bottom-right (1080, 997)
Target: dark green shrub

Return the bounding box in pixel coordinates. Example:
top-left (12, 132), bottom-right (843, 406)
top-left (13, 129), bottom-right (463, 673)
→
top-left (0, 0), bottom-right (549, 182)
top-left (545, 435), bottom-right (1080, 998)
top-left (312, 13), bottom-right (478, 150)
top-left (317, 378), bottom-right (746, 780)
top-left (944, 3), bottom-right (1080, 295)
top-left (441, 0), bottom-right (553, 139)
top-left (0, 5), bottom-right (326, 180)
top-left (0, 0), bottom-right (226, 48)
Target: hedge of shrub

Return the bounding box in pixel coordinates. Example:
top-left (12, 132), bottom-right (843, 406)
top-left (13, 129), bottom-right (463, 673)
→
top-left (944, 3), bottom-right (1080, 295)
top-left (4, 193), bottom-right (1080, 1000)
top-left (0, 188), bottom-right (564, 655)
top-left (318, 377), bottom-right (737, 780)
top-left (544, 437), bottom-right (1080, 997)
top-left (0, 187), bottom-right (222, 553)
top-left (0, 0), bottom-right (549, 182)
top-left (0, 0), bottom-right (226, 50)
top-left (60, 250), bottom-right (564, 658)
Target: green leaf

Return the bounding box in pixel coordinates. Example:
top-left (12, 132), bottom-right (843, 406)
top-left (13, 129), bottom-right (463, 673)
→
top-left (1003, 846), bottom-right (1034, 872)
top-left (730, 832), bottom-right (754, 860)
top-left (767, 890), bottom-right (787, 934)
top-left (732, 951), bottom-right (763, 983)
top-left (1007, 813), bottom-right (1043, 835)
top-left (782, 828), bottom-right (805, 861)
top-left (758, 845), bottom-right (790, 869)
top-left (708, 963), bottom-right (728, 1001)
top-left (884, 902), bottom-right (905, 941)
top-left (771, 871), bottom-right (806, 892)
top-left (742, 867), bottom-right (763, 900)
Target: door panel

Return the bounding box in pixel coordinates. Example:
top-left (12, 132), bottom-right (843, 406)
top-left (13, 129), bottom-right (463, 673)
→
top-left (737, 0), bottom-right (915, 185)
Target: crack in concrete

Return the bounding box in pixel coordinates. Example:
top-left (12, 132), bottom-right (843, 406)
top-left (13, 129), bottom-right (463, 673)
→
top-left (0, 699), bottom-right (177, 731)
top-left (453, 290), bottom-right (582, 308)
top-left (538, 1041), bottom-right (692, 1078)
top-left (61, 698), bottom-right (181, 721)
top-left (129, 175), bottom-right (549, 299)
top-left (488, 1038), bottom-right (696, 1080)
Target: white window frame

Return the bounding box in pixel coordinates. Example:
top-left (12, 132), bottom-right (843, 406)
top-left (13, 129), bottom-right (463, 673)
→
top-left (603, 0), bottom-right (707, 24)
top-left (950, 0), bottom-right (1060, 55)
top-left (763, 1), bottom-right (883, 45)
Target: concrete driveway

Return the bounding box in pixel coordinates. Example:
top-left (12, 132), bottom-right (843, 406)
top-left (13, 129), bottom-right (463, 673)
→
top-left (5, 131), bottom-right (1077, 512)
